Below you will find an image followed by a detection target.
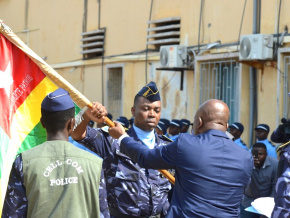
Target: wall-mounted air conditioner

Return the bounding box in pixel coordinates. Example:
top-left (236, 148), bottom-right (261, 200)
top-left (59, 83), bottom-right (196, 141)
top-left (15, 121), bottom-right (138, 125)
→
top-left (159, 45), bottom-right (187, 68)
top-left (239, 34), bottom-right (273, 61)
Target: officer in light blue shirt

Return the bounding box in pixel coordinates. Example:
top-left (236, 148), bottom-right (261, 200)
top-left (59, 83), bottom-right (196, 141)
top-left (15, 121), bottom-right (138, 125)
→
top-left (168, 119), bottom-right (182, 141)
top-left (255, 123), bottom-right (277, 159)
top-left (229, 122), bottom-right (249, 151)
top-left (180, 119), bottom-right (191, 134)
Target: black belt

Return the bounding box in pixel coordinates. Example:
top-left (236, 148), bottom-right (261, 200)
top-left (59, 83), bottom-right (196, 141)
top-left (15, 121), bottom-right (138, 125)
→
top-left (109, 207), bottom-right (161, 218)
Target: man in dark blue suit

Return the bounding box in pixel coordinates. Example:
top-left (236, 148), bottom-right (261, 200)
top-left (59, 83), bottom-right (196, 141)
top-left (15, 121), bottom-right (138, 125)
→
top-left (109, 99), bottom-right (253, 217)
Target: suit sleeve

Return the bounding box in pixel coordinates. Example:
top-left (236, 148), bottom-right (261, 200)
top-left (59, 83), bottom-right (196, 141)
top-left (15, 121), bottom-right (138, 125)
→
top-left (120, 136), bottom-right (177, 169)
top-left (2, 155), bottom-right (28, 218)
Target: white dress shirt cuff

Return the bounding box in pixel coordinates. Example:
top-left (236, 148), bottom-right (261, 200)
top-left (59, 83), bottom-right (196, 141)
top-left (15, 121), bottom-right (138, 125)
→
top-left (118, 134), bottom-right (129, 144)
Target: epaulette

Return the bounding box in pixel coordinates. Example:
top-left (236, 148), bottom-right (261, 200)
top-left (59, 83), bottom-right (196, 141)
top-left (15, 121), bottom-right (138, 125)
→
top-left (241, 139), bottom-right (247, 146)
top-left (269, 141), bottom-right (275, 147)
top-left (158, 134), bottom-right (173, 142)
top-left (277, 141), bottom-right (290, 152)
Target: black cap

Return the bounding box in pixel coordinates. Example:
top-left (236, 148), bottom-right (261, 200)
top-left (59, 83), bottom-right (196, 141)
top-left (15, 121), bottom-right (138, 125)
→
top-left (229, 122), bottom-right (244, 133)
top-left (181, 119), bottom-right (191, 127)
top-left (116, 116), bottom-right (129, 128)
top-left (156, 122), bottom-right (167, 134)
top-left (41, 88), bottom-right (74, 112)
top-left (137, 81), bottom-right (160, 102)
top-left (255, 124), bottom-right (270, 132)
top-left (160, 118), bottom-right (170, 127)
top-left (169, 119), bottom-right (182, 128)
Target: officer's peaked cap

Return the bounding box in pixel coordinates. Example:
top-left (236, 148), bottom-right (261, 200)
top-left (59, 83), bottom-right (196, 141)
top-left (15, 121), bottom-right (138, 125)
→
top-left (229, 122), bottom-right (244, 133)
top-left (170, 119), bottom-right (182, 128)
top-left (181, 119), bottom-right (191, 127)
top-left (255, 124), bottom-right (270, 132)
top-left (116, 116), bottom-right (129, 128)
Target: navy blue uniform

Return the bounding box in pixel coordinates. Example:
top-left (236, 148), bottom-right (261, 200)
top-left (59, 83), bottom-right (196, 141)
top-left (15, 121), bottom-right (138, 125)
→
top-left (80, 126), bottom-right (171, 217)
top-left (120, 129), bottom-right (253, 217)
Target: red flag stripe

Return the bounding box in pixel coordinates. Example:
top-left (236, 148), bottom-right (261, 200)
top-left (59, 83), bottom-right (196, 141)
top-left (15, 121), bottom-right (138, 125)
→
top-left (0, 34), bottom-right (46, 137)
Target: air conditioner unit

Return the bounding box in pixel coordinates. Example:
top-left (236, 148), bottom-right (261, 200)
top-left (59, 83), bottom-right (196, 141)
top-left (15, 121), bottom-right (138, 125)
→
top-left (239, 34), bottom-right (274, 61)
top-left (160, 45), bottom-right (187, 68)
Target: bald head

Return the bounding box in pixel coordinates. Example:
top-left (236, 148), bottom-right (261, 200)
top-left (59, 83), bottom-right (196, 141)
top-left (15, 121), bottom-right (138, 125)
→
top-left (192, 99), bottom-right (230, 135)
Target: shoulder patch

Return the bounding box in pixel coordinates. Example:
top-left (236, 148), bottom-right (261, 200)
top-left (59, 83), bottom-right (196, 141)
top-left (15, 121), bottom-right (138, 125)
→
top-left (158, 134), bottom-right (173, 142)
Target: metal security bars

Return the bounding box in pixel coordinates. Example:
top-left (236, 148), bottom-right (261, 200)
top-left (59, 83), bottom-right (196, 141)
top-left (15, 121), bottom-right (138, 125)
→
top-left (107, 67), bottom-right (123, 119)
top-left (199, 60), bottom-right (240, 124)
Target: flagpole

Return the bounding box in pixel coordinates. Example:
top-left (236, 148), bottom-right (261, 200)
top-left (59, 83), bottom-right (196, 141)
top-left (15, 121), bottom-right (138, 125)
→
top-left (0, 21), bottom-right (175, 185)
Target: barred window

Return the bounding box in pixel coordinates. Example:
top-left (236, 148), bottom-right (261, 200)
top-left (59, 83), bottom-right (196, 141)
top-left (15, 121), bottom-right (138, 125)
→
top-left (106, 67), bottom-right (123, 119)
top-left (199, 60), bottom-right (240, 124)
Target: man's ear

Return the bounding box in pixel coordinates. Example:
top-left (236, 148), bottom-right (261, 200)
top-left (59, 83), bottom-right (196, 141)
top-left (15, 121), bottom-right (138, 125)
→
top-left (67, 118), bottom-right (75, 135)
top-left (226, 123), bottom-right (229, 129)
top-left (198, 117), bottom-right (203, 128)
top-left (131, 107), bottom-right (136, 116)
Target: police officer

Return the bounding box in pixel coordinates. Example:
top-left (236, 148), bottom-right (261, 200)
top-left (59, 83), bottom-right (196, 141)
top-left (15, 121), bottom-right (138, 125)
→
top-left (255, 124), bottom-right (277, 159)
top-left (228, 122), bottom-right (248, 151)
top-left (168, 119), bottom-right (182, 141)
top-left (155, 121), bottom-right (167, 136)
top-left (116, 116), bottom-right (130, 129)
top-left (72, 81), bottom-right (172, 218)
top-left (2, 88), bottom-right (105, 218)
top-left (180, 119), bottom-right (191, 133)
top-left (109, 99), bottom-right (253, 217)
top-left (270, 121), bottom-right (290, 217)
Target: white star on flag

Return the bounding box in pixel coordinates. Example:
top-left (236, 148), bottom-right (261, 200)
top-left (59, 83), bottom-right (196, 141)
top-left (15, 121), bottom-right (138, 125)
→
top-left (0, 61), bottom-right (13, 99)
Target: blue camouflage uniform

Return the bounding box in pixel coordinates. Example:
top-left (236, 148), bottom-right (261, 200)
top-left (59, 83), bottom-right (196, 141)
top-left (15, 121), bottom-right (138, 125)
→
top-left (79, 126), bottom-right (171, 217)
top-left (2, 150), bottom-right (110, 218)
top-left (271, 144), bottom-right (290, 217)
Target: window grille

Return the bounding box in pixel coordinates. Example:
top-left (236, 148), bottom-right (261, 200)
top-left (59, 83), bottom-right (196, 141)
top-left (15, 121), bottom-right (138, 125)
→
top-left (283, 55), bottom-right (290, 119)
top-left (200, 60), bottom-right (240, 124)
top-left (106, 67), bottom-right (123, 119)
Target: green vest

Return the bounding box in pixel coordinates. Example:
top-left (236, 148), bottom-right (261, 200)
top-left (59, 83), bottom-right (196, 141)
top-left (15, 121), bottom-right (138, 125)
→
top-left (22, 140), bottom-right (103, 218)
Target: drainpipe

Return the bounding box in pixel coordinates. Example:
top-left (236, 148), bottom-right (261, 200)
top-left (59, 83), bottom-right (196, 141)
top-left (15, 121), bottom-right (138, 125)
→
top-left (249, 0), bottom-right (260, 147)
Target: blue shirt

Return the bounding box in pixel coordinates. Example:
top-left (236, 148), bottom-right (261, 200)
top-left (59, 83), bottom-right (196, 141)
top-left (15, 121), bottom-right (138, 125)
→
top-left (257, 139), bottom-right (277, 159)
top-left (234, 138), bottom-right (249, 151)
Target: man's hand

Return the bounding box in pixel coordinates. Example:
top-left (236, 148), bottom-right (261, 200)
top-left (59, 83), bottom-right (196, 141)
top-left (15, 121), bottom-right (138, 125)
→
top-left (108, 122), bottom-right (126, 139)
top-left (85, 102), bottom-right (107, 124)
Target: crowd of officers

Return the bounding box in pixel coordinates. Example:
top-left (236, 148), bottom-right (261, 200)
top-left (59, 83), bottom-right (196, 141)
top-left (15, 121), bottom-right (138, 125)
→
top-left (2, 81), bottom-right (290, 218)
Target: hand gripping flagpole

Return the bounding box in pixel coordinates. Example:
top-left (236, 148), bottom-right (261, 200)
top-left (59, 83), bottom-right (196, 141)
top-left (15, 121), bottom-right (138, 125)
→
top-left (0, 20), bottom-right (175, 185)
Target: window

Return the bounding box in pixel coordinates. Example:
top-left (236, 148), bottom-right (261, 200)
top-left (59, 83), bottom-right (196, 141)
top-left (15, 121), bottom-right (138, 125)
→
top-left (106, 67), bottom-right (123, 119)
top-left (199, 60), bottom-right (240, 124)
top-left (283, 55), bottom-right (290, 119)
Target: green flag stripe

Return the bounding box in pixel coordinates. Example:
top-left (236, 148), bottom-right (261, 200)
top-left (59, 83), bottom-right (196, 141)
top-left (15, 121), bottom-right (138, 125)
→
top-left (17, 104), bottom-right (81, 155)
top-left (17, 122), bottom-right (47, 155)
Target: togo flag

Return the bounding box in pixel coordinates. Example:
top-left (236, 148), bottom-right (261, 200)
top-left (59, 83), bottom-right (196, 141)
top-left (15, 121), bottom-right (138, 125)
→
top-left (0, 20), bottom-right (92, 210)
